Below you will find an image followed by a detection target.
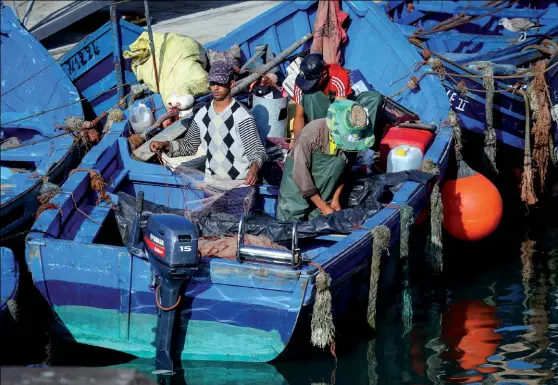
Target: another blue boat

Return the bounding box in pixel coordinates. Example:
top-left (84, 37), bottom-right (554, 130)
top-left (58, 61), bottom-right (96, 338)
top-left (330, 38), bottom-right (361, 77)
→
top-left (25, 0), bottom-right (452, 363)
top-left (55, 5), bottom-right (144, 120)
top-left (0, 247), bottom-right (18, 324)
top-left (384, 0), bottom-right (558, 55)
top-left (0, 5), bottom-right (84, 239)
top-left (383, 1), bottom-right (558, 153)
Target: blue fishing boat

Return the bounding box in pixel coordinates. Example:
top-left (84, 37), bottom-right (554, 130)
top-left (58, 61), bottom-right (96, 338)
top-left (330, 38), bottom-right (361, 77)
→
top-left (0, 247), bottom-right (18, 324)
top-left (56, 6), bottom-right (145, 120)
top-left (384, 0), bottom-right (558, 55)
top-left (383, 1), bottom-right (558, 156)
top-left (25, 0), bottom-right (451, 364)
top-left (0, 5), bottom-right (84, 239)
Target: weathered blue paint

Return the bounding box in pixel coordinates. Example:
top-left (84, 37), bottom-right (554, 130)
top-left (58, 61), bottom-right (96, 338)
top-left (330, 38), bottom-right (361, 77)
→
top-left (0, 247), bottom-right (18, 325)
top-left (386, 0), bottom-right (557, 54)
top-left (0, 6), bottom-right (84, 239)
top-left (25, 1), bottom-right (452, 362)
top-left (57, 18), bottom-right (145, 119)
top-left (384, 1), bottom-right (558, 153)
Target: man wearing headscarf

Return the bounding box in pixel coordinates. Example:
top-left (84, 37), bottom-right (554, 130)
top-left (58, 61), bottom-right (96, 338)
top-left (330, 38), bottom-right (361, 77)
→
top-left (151, 60), bottom-right (266, 185)
top-left (277, 99), bottom-right (375, 221)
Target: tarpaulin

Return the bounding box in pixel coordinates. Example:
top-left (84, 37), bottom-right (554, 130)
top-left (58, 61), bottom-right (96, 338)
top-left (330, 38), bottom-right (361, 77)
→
top-left (115, 169), bottom-right (433, 244)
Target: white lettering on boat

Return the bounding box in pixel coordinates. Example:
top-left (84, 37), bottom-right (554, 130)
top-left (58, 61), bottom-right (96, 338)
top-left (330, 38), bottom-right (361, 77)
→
top-left (445, 89), bottom-right (470, 113)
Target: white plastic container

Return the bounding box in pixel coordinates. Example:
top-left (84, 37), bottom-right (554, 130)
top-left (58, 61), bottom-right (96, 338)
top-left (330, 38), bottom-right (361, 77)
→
top-left (387, 145), bottom-right (423, 173)
top-left (129, 103), bottom-right (154, 134)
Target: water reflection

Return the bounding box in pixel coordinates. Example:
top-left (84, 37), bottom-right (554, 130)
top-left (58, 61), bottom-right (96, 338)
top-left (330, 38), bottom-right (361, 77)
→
top-left (439, 300), bottom-right (502, 383)
top-left (108, 253), bottom-right (557, 385)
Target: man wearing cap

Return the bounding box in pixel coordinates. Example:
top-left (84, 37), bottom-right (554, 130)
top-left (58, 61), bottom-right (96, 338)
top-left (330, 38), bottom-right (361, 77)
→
top-left (292, 53), bottom-right (384, 141)
top-left (150, 60), bottom-right (266, 185)
top-left (277, 99), bottom-right (374, 222)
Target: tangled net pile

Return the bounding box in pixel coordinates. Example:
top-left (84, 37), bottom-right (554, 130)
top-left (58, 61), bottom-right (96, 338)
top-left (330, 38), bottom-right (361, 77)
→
top-left (166, 164), bottom-right (288, 258)
top-left (171, 164), bottom-right (257, 222)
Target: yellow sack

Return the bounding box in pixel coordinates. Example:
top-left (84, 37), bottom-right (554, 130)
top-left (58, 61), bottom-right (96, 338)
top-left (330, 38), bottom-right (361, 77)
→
top-left (123, 32), bottom-right (209, 105)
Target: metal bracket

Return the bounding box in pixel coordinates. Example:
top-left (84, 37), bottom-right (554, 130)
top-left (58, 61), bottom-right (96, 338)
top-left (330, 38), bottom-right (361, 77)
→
top-left (236, 215), bottom-right (301, 269)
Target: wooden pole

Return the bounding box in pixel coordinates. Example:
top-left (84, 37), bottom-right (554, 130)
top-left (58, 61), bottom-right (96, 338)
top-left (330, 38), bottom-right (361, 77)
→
top-left (231, 33), bottom-right (313, 96)
top-left (144, 0), bottom-right (160, 94)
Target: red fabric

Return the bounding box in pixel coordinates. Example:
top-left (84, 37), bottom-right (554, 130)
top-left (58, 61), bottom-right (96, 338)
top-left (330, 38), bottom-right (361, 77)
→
top-left (292, 64), bottom-right (352, 104)
top-left (310, 0), bottom-right (349, 65)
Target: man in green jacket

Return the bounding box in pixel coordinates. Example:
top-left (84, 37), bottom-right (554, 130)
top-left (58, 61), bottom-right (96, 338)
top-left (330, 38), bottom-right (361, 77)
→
top-left (277, 99), bottom-right (375, 222)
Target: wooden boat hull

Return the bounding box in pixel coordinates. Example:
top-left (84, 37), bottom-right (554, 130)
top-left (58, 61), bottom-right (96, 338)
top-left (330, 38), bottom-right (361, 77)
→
top-left (0, 6), bottom-right (84, 239)
top-left (26, 0), bottom-right (452, 362)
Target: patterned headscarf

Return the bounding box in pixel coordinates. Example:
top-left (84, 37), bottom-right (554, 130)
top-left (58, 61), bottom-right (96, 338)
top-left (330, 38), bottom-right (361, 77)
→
top-left (326, 99), bottom-right (374, 151)
top-left (208, 60), bottom-right (235, 85)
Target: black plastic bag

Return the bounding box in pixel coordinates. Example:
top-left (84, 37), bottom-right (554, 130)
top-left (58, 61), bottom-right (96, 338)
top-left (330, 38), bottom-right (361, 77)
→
top-left (115, 169), bottom-right (433, 244)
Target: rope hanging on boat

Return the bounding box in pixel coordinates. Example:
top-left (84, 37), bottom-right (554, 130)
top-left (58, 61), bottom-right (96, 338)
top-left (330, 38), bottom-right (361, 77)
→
top-left (368, 225), bottom-right (391, 330)
top-left (36, 203), bottom-right (63, 219)
top-left (422, 160), bottom-right (443, 275)
top-left (399, 205), bottom-right (414, 336)
top-left (481, 64), bottom-right (498, 176)
top-left (521, 91), bottom-right (538, 205)
top-left (528, 60), bottom-right (553, 193)
top-left (309, 261), bottom-right (336, 359)
top-left (408, 39), bottom-right (558, 82)
top-left (69, 168), bottom-right (112, 205)
top-left (448, 111), bottom-right (463, 163)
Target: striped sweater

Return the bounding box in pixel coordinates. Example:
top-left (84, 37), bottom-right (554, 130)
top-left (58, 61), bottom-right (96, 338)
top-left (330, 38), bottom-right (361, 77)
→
top-left (168, 99), bottom-right (266, 181)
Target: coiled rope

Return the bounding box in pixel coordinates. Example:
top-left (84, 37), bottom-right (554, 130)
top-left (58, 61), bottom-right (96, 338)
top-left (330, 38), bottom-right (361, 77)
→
top-left (69, 168), bottom-right (112, 205)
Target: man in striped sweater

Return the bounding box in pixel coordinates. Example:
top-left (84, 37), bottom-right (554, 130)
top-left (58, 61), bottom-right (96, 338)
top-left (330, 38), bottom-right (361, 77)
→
top-left (150, 60), bottom-right (266, 185)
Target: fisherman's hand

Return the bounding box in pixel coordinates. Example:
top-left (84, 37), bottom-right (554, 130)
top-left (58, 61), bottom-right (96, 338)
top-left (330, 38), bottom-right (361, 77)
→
top-left (330, 200), bottom-right (342, 212)
top-left (320, 204), bottom-right (335, 216)
top-left (245, 163), bottom-right (259, 186)
top-left (150, 141), bottom-right (170, 153)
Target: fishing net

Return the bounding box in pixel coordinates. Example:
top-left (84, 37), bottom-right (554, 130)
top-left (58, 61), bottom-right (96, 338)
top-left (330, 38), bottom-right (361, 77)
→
top-left (170, 164), bottom-right (257, 223)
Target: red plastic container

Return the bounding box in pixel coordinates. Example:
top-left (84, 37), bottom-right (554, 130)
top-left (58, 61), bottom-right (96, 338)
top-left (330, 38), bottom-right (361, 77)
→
top-left (379, 127), bottom-right (435, 168)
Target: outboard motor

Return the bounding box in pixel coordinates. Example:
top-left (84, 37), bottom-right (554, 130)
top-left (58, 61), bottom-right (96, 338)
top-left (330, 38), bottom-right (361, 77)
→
top-left (128, 192), bottom-right (200, 372)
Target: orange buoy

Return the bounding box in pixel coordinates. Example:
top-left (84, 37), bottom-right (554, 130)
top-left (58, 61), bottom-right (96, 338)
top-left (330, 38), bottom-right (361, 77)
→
top-left (441, 162), bottom-right (503, 241)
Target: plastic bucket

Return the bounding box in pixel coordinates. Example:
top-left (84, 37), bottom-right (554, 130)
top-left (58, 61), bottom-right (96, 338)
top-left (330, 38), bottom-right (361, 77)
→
top-left (129, 103), bottom-right (154, 134)
top-left (252, 95), bottom-right (288, 140)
